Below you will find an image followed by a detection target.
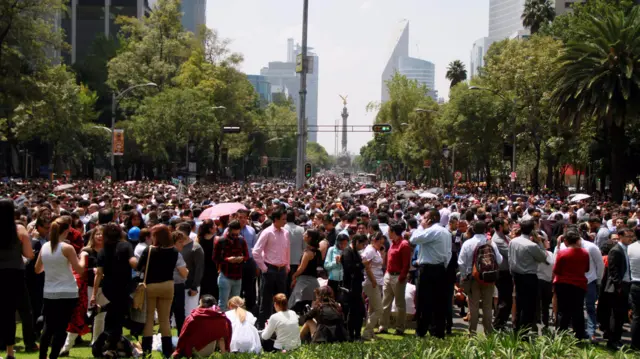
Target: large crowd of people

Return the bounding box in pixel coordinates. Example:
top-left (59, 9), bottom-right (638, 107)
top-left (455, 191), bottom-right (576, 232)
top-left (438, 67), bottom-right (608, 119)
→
top-left (1, 176), bottom-right (640, 358)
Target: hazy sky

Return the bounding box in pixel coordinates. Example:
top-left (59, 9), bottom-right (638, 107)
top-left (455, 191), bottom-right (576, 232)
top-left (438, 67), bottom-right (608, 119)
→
top-left (206, 0), bottom-right (490, 155)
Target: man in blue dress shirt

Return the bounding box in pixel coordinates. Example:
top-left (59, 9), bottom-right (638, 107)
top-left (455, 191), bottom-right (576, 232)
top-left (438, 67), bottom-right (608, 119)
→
top-left (410, 208), bottom-right (452, 338)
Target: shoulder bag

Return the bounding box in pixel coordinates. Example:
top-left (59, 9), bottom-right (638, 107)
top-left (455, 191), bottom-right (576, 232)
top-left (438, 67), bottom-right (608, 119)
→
top-left (132, 246), bottom-right (152, 310)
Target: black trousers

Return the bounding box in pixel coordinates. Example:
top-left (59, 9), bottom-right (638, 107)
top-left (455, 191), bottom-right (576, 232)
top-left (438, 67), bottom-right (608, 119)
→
top-left (609, 282), bottom-right (631, 345)
top-left (40, 298), bottom-right (77, 359)
top-left (493, 271), bottom-right (513, 330)
top-left (346, 283), bottom-right (364, 340)
top-left (257, 265), bottom-right (287, 329)
top-left (241, 258), bottom-right (258, 315)
top-left (630, 283), bottom-right (640, 349)
top-left (555, 283), bottom-right (586, 339)
top-left (0, 269), bottom-right (24, 348)
top-left (103, 295), bottom-right (129, 350)
top-left (537, 279), bottom-right (553, 327)
top-left (513, 273), bottom-right (538, 335)
top-left (200, 266), bottom-right (219, 300)
top-left (445, 280), bottom-right (454, 332)
top-left (416, 264), bottom-right (447, 338)
top-left (171, 283), bottom-right (186, 334)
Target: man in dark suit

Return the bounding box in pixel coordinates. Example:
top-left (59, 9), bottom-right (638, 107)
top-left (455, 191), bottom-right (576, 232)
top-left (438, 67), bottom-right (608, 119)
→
top-left (605, 228), bottom-right (635, 350)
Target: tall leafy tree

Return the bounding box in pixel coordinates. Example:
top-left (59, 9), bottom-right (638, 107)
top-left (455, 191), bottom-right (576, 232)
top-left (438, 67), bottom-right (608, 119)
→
top-left (521, 0), bottom-right (556, 34)
top-left (445, 60), bottom-right (467, 88)
top-left (550, 7), bottom-right (640, 202)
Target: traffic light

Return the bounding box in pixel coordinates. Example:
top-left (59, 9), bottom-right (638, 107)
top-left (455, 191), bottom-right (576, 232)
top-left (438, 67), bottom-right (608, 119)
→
top-left (372, 124), bottom-right (392, 133)
top-left (222, 126), bottom-right (241, 134)
top-left (304, 163), bottom-right (312, 178)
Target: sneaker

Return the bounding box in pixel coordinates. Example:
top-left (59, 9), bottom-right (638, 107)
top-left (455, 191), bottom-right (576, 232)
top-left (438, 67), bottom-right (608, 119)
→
top-left (59, 350), bottom-right (70, 357)
top-left (377, 327), bottom-right (388, 334)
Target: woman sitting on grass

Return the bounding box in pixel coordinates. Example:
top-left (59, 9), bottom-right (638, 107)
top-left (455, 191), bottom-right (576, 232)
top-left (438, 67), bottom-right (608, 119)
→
top-left (261, 293), bottom-right (301, 352)
top-left (226, 296), bottom-right (262, 354)
top-left (300, 286), bottom-right (349, 343)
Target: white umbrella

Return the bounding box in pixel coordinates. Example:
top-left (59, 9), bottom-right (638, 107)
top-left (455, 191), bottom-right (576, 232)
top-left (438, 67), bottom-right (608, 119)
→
top-left (420, 192), bottom-right (438, 199)
top-left (569, 193), bottom-right (591, 202)
top-left (354, 188), bottom-right (378, 195)
top-left (54, 184), bottom-right (75, 191)
top-left (394, 180), bottom-right (407, 187)
top-left (126, 180), bottom-right (137, 185)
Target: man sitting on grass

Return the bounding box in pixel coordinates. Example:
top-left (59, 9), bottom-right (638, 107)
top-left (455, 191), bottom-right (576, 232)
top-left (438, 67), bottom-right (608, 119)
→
top-left (172, 295), bottom-right (231, 358)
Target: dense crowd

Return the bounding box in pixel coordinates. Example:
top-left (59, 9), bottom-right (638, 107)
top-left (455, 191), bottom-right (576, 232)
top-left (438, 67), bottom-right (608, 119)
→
top-left (1, 177), bottom-right (640, 358)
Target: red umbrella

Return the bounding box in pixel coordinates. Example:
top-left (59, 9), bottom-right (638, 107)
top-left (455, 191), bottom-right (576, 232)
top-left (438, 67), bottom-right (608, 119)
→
top-left (199, 202), bottom-right (247, 220)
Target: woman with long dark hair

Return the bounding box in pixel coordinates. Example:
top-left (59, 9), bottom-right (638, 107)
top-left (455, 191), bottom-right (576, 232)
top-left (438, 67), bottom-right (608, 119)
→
top-left (0, 199), bottom-right (34, 359)
top-left (124, 209), bottom-right (146, 233)
top-left (91, 223), bottom-right (137, 355)
top-left (197, 219), bottom-right (218, 297)
top-left (35, 216), bottom-right (84, 359)
top-left (289, 229), bottom-right (322, 313)
top-left (300, 286), bottom-right (349, 343)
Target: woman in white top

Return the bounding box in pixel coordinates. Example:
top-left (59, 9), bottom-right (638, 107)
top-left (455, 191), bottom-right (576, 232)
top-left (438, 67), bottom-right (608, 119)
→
top-left (35, 216), bottom-right (84, 359)
top-left (261, 293), bottom-right (301, 352)
top-left (361, 231), bottom-right (385, 340)
top-left (225, 296), bottom-right (262, 353)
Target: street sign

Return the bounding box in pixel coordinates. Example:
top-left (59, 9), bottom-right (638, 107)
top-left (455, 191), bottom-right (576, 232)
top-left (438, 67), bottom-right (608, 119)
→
top-left (423, 159), bottom-right (431, 169)
top-left (454, 171), bottom-right (462, 180)
top-left (304, 163), bottom-right (312, 178)
top-left (510, 172), bottom-right (517, 182)
top-left (112, 129), bottom-right (124, 156)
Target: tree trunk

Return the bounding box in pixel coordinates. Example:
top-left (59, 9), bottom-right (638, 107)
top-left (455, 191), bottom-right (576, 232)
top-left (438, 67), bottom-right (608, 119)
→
top-left (485, 160), bottom-right (492, 186)
top-left (576, 166), bottom-right (581, 192)
top-left (532, 141), bottom-right (541, 192)
top-left (610, 124), bottom-right (625, 203)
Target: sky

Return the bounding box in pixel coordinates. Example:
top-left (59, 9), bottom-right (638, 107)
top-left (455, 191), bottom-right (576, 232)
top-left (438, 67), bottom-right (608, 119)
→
top-left (206, 0), bottom-right (490, 156)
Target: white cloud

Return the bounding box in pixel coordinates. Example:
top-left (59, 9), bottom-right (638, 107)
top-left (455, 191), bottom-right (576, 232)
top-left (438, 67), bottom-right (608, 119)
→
top-left (360, 1), bottom-right (372, 10)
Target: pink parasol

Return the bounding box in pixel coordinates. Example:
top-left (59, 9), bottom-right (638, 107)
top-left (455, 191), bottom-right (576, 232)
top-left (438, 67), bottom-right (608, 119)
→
top-left (199, 202), bottom-right (247, 220)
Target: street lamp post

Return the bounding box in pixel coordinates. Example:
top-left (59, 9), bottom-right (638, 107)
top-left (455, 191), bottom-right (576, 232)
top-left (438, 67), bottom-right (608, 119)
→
top-left (469, 86), bottom-right (517, 192)
top-left (296, 0), bottom-right (309, 188)
top-left (111, 82), bottom-right (158, 171)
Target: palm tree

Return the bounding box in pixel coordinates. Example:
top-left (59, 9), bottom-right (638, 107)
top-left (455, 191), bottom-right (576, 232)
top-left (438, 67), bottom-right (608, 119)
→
top-left (550, 7), bottom-right (640, 203)
top-left (521, 0), bottom-right (555, 34)
top-left (445, 60), bottom-right (467, 88)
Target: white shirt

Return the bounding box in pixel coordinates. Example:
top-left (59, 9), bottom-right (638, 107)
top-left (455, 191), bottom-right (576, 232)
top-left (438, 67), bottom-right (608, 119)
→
top-left (628, 241), bottom-right (640, 282)
top-left (392, 283), bottom-right (416, 315)
top-left (225, 310), bottom-right (262, 353)
top-left (261, 310), bottom-right (301, 350)
top-left (457, 234), bottom-right (503, 278)
top-left (439, 208), bottom-right (451, 227)
top-left (362, 245), bottom-right (384, 287)
top-left (41, 242), bottom-right (78, 299)
top-left (537, 251), bottom-right (555, 282)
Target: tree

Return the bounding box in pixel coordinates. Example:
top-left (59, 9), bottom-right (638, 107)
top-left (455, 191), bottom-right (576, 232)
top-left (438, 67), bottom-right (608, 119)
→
top-left (11, 65), bottom-right (97, 170)
top-left (550, 7), bottom-right (640, 202)
top-left (445, 60), bottom-right (467, 88)
top-left (306, 142), bottom-right (333, 170)
top-left (521, 0), bottom-right (556, 34)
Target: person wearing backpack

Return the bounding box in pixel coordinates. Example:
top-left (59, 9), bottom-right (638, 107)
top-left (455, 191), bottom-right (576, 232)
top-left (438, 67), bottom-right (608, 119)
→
top-left (458, 221), bottom-right (502, 335)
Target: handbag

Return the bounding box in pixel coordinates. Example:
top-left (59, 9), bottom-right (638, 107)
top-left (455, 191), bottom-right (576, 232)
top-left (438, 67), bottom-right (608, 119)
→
top-left (132, 246), bottom-right (151, 310)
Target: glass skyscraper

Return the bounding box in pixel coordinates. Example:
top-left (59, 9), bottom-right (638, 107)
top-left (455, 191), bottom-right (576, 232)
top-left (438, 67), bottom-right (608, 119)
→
top-left (148, 0), bottom-right (206, 34)
top-left (488, 0), bottom-right (526, 40)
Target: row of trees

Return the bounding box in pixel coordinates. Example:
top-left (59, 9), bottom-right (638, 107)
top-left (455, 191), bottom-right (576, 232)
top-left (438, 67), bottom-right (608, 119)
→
top-left (357, 0), bottom-right (640, 202)
top-left (0, 0), bottom-right (331, 180)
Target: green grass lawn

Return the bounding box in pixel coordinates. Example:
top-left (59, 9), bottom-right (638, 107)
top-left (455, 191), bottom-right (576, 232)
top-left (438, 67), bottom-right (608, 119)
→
top-left (9, 323), bottom-right (640, 358)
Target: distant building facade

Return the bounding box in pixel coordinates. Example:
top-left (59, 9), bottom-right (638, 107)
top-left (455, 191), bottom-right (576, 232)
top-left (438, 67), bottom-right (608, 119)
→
top-left (489, 0), bottom-right (526, 40)
top-left (58, 0), bottom-right (147, 64)
top-left (148, 0), bottom-right (207, 33)
top-left (381, 21), bottom-right (437, 102)
top-left (469, 37), bottom-right (492, 79)
top-left (260, 39), bottom-right (319, 143)
top-left (247, 75), bottom-right (272, 106)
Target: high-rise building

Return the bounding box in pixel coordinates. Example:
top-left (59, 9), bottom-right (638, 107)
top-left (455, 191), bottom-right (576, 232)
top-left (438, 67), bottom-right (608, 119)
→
top-left (488, 0), bottom-right (527, 40)
top-left (469, 37), bottom-right (492, 79)
top-left (260, 39), bottom-right (319, 143)
top-left (247, 75), bottom-right (272, 106)
top-left (148, 0), bottom-right (207, 34)
top-left (381, 21), bottom-right (437, 102)
top-left (58, 0), bottom-right (148, 64)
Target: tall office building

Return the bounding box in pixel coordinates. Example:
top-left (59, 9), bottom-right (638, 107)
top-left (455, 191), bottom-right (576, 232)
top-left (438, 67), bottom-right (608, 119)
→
top-left (148, 0), bottom-right (207, 33)
top-left (260, 39), bottom-right (319, 143)
top-left (488, 0), bottom-right (527, 40)
top-left (381, 21), bottom-right (436, 102)
top-left (247, 75), bottom-right (272, 106)
top-left (469, 37), bottom-right (492, 79)
top-left (58, 0), bottom-right (147, 64)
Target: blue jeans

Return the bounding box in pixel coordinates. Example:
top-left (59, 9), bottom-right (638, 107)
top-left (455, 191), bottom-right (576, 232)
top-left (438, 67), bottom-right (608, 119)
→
top-left (218, 273), bottom-right (242, 311)
top-left (585, 280), bottom-right (598, 337)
